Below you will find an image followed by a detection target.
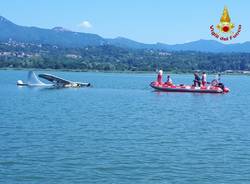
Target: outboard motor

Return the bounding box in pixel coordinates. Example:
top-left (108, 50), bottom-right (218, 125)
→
top-left (218, 83), bottom-right (225, 91)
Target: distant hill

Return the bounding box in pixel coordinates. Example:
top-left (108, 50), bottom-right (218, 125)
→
top-left (0, 16), bottom-right (105, 47)
top-left (0, 16), bottom-right (250, 52)
top-left (108, 38), bottom-right (250, 53)
top-left (106, 37), bottom-right (153, 49)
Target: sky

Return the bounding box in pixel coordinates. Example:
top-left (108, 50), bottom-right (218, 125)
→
top-left (0, 0), bottom-right (249, 44)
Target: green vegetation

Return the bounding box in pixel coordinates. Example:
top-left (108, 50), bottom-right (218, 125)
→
top-left (1, 42), bottom-right (250, 72)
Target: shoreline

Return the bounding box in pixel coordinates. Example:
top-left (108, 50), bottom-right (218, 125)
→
top-left (0, 67), bottom-right (249, 76)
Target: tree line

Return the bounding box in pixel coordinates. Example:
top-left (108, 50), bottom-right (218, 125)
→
top-left (0, 42), bottom-right (250, 72)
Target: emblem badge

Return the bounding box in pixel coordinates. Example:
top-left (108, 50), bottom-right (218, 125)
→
top-left (210, 6), bottom-right (241, 41)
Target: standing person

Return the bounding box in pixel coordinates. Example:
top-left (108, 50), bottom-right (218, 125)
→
top-left (201, 72), bottom-right (207, 86)
top-left (166, 75), bottom-right (173, 86)
top-left (193, 72), bottom-right (201, 87)
top-left (157, 69), bottom-right (163, 84)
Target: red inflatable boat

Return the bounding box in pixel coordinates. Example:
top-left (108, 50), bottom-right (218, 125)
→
top-left (150, 82), bottom-right (230, 93)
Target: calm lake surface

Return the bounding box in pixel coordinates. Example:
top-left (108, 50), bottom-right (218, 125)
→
top-left (1, 70), bottom-right (250, 184)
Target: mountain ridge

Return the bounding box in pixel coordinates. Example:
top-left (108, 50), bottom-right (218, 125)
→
top-left (0, 16), bottom-right (250, 52)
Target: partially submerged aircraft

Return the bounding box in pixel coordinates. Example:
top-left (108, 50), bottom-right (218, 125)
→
top-left (39, 73), bottom-right (91, 88)
top-left (17, 71), bottom-right (91, 88)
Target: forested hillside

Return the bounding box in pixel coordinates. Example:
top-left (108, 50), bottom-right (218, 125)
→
top-left (1, 42), bottom-right (250, 72)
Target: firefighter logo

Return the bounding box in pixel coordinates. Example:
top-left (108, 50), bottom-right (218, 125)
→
top-left (210, 6), bottom-right (241, 41)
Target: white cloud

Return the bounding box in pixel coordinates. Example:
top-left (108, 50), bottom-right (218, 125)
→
top-left (78, 21), bottom-right (92, 29)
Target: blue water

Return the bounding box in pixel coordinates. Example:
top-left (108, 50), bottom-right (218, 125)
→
top-left (1, 70), bottom-right (250, 184)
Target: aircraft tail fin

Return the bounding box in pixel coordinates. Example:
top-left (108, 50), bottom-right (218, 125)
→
top-left (27, 71), bottom-right (45, 85)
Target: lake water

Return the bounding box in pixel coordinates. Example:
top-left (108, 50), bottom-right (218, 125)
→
top-left (1, 70), bottom-right (250, 184)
